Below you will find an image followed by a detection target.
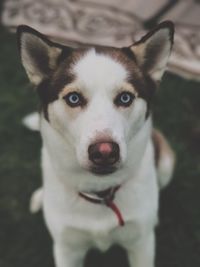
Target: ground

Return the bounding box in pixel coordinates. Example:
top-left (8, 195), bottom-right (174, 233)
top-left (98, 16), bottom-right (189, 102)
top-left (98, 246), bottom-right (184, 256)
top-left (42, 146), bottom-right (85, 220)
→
top-left (0, 23), bottom-right (200, 267)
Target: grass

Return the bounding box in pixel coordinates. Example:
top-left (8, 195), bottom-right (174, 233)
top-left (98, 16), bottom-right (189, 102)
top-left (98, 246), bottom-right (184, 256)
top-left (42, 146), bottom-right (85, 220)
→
top-left (0, 25), bottom-right (200, 267)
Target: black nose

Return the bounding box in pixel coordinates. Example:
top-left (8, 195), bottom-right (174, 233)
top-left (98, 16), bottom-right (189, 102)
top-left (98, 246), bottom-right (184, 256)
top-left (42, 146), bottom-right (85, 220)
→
top-left (88, 142), bottom-right (120, 166)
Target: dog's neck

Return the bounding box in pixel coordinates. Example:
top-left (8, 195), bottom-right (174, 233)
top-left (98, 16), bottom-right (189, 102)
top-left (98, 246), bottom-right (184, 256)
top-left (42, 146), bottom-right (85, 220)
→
top-left (79, 185), bottom-right (121, 204)
top-left (79, 185), bottom-right (125, 226)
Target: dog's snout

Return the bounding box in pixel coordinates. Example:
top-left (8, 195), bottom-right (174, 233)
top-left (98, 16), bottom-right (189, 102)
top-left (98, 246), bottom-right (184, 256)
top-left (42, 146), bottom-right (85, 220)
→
top-left (88, 142), bottom-right (120, 166)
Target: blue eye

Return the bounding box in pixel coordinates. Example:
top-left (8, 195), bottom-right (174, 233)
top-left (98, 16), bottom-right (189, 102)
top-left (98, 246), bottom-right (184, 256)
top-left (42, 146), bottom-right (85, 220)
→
top-left (114, 91), bottom-right (135, 107)
top-left (64, 92), bottom-right (86, 108)
top-left (68, 93), bottom-right (80, 104)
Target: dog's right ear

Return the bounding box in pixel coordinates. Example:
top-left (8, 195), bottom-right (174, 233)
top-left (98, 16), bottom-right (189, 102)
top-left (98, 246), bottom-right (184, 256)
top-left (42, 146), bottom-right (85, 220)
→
top-left (17, 25), bottom-right (68, 85)
top-left (129, 21), bottom-right (174, 82)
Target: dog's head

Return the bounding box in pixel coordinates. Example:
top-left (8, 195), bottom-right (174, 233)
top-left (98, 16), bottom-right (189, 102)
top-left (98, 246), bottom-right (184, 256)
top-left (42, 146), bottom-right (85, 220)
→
top-left (17, 22), bottom-right (174, 179)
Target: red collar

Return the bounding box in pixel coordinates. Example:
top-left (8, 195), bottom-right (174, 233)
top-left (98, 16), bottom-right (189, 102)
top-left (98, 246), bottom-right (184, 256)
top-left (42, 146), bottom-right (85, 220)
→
top-left (79, 185), bottom-right (125, 226)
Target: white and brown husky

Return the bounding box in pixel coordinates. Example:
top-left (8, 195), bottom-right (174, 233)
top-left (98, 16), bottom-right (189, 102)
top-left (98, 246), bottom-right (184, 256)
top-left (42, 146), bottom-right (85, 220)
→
top-left (17, 21), bottom-right (175, 267)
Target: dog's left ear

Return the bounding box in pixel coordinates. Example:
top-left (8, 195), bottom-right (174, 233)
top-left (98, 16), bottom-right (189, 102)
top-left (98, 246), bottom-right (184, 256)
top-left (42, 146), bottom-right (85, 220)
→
top-left (129, 21), bottom-right (174, 81)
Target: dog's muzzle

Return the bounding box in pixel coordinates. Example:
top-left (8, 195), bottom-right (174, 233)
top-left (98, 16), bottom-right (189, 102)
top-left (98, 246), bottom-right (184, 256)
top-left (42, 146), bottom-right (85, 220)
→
top-left (88, 141), bottom-right (120, 175)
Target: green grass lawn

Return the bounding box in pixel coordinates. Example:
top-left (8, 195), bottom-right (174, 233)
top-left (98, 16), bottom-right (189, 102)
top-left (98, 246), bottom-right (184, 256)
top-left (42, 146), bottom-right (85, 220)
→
top-left (1, 24), bottom-right (200, 267)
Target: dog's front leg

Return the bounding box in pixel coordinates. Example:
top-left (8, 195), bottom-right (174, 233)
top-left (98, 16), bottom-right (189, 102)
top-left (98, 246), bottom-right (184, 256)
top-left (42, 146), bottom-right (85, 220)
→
top-left (53, 242), bottom-right (88, 267)
top-left (127, 231), bottom-right (155, 267)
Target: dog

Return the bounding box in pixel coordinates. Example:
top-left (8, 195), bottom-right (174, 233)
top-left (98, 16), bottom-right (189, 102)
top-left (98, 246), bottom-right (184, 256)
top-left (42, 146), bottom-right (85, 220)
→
top-left (17, 21), bottom-right (175, 267)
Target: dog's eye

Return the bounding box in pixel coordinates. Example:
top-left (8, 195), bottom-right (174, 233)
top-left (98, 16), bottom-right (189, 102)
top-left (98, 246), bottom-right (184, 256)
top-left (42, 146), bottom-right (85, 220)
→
top-left (64, 92), bottom-right (86, 108)
top-left (114, 91), bottom-right (135, 107)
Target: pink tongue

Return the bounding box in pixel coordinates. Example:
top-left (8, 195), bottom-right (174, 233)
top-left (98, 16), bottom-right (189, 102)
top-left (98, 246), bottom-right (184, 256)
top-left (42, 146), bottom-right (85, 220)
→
top-left (98, 143), bottom-right (112, 154)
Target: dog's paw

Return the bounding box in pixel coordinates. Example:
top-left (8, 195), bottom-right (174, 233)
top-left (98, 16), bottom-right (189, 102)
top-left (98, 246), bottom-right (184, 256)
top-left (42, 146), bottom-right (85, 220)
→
top-left (22, 112), bottom-right (40, 131)
top-left (30, 187), bottom-right (43, 213)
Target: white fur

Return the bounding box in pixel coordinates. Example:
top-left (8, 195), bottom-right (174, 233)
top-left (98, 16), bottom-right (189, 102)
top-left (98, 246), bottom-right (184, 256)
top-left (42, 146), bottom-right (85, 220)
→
top-left (74, 49), bottom-right (128, 92)
top-left (157, 151), bottom-right (175, 189)
top-left (30, 187), bottom-right (43, 213)
top-left (29, 50), bottom-right (173, 267)
top-left (22, 112), bottom-right (40, 131)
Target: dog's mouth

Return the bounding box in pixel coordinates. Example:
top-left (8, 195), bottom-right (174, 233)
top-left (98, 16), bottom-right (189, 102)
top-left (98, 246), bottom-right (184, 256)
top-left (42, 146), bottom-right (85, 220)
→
top-left (89, 166), bottom-right (117, 175)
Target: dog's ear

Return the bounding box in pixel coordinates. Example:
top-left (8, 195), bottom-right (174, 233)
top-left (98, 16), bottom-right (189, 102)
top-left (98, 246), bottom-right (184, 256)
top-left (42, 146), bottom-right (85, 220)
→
top-left (129, 21), bottom-right (174, 81)
top-left (17, 25), bottom-right (66, 85)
